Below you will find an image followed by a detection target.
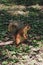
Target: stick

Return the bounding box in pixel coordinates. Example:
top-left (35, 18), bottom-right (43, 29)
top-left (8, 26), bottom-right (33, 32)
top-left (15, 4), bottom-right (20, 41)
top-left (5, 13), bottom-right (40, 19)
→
top-left (0, 41), bottom-right (13, 46)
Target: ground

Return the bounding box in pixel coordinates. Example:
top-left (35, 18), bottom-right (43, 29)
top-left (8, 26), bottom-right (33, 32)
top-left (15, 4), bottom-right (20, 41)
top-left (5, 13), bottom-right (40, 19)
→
top-left (0, 3), bottom-right (43, 65)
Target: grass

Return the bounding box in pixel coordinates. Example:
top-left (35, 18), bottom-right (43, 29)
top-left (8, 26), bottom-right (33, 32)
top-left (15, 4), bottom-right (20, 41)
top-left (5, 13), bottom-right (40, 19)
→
top-left (0, 3), bottom-right (43, 64)
top-left (0, 8), bottom-right (43, 39)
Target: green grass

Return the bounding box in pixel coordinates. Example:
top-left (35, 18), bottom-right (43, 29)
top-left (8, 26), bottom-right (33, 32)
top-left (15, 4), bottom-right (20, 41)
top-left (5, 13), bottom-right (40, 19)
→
top-left (0, 8), bottom-right (43, 38)
top-left (0, 3), bottom-right (43, 64)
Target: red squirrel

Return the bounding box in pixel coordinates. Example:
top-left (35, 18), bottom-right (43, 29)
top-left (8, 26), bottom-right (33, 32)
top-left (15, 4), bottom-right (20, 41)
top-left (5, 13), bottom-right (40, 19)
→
top-left (8, 22), bottom-right (31, 45)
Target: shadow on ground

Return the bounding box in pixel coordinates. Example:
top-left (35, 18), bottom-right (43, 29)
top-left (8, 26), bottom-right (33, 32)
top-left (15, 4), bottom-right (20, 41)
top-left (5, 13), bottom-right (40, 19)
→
top-left (0, 0), bottom-right (43, 6)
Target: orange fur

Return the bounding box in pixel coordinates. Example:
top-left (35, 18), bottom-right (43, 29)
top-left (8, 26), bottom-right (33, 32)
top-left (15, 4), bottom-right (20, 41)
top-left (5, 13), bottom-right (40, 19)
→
top-left (12, 25), bottom-right (31, 44)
